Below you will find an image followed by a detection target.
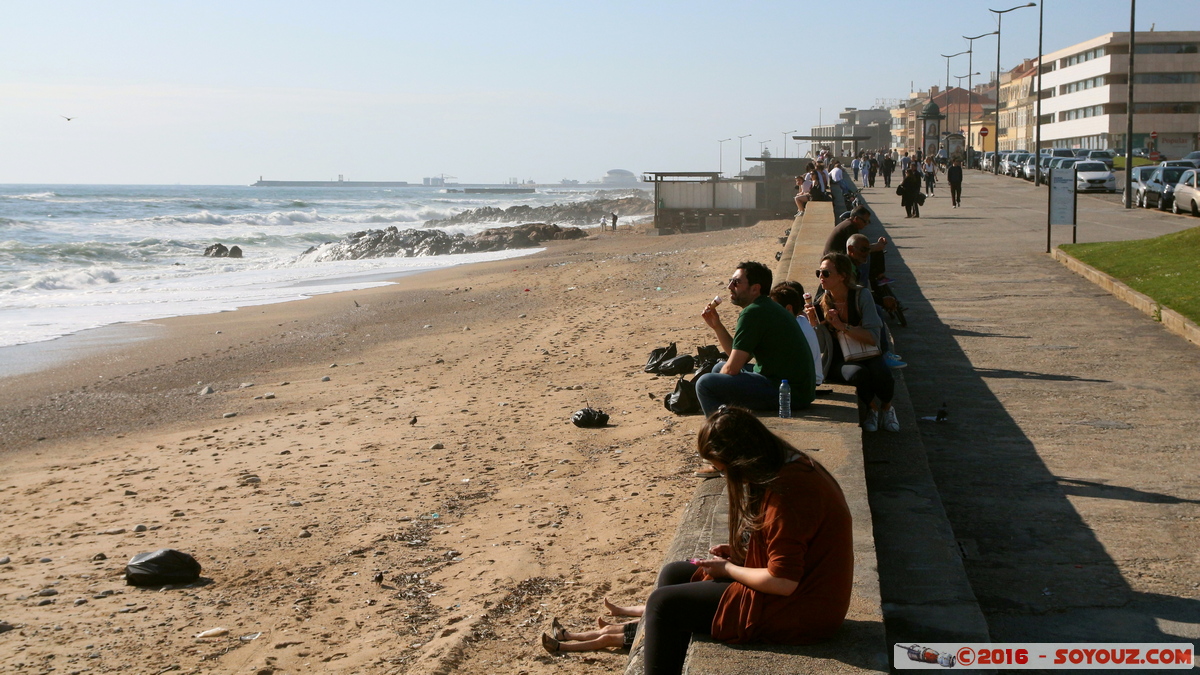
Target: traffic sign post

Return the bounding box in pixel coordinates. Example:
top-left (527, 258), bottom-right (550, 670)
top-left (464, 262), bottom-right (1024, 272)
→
top-left (979, 128), bottom-right (990, 170)
top-left (1151, 131), bottom-right (1159, 153)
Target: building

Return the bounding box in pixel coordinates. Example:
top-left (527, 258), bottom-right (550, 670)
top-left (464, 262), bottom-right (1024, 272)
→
top-left (1038, 31), bottom-right (1200, 156)
top-left (810, 107), bottom-right (891, 155)
top-left (996, 59), bottom-right (1040, 152)
top-left (888, 86), bottom-right (995, 157)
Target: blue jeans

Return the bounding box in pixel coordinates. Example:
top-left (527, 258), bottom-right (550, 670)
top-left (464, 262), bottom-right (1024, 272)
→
top-left (694, 360), bottom-right (779, 417)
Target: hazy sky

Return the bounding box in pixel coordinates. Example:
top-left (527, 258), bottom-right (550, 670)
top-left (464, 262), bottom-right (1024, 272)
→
top-left (1, 0), bottom-right (1192, 185)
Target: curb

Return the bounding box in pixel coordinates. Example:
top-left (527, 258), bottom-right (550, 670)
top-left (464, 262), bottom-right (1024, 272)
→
top-left (1052, 249), bottom-right (1200, 348)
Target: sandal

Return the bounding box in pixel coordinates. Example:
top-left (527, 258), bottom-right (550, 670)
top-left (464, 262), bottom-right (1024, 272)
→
top-left (541, 632), bottom-right (560, 654)
top-left (693, 467), bottom-right (722, 479)
top-left (551, 617), bottom-right (567, 642)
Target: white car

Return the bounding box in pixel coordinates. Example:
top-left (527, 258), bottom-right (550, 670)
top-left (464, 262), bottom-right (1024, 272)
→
top-left (1074, 161), bottom-right (1117, 193)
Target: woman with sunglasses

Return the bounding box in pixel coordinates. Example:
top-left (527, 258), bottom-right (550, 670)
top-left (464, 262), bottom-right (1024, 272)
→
top-left (805, 253), bottom-right (898, 432)
top-left (635, 407), bottom-right (853, 674)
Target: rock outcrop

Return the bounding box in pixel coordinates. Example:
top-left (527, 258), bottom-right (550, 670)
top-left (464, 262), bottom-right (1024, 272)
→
top-left (298, 222), bottom-right (586, 262)
top-left (423, 196), bottom-right (652, 229)
top-left (203, 243), bottom-right (243, 258)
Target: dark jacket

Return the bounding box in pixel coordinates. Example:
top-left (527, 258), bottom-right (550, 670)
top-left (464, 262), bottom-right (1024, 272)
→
top-left (899, 173), bottom-right (922, 206)
top-left (947, 166), bottom-right (963, 184)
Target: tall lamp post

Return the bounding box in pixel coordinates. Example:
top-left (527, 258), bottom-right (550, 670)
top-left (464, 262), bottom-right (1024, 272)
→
top-left (717, 138), bottom-right (730, 175)
top-left (963, 30), bottom-right (1000, 169)
top-left (955, 72), bottom-right (981, 145)
top-left (1125, 0), bottom-right (1136, 209)
top-left (1034, 0), bottom-right (1046, 187)
top-left (989, 3), bottom-right (1037, 174)
top-left (737, 134), bottom-right (752, 175)
top-left (941, 50), bottom-right (970, 94)
top-left (782, 130), bottom-right (796, 158)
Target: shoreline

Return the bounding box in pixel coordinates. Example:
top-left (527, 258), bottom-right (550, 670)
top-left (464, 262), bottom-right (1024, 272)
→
top-left (0, 219), bottom-right (787, 674)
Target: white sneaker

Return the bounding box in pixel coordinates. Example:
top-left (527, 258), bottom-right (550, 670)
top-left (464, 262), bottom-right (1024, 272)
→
top-left (882, 407), bottom-right (900, 432)
top-left (862, 409), bottom-right (879, 432)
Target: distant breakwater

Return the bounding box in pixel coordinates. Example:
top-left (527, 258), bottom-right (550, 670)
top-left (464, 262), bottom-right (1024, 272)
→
top-left (424, 195), bottom-right (653, 228)
top-left (298, 222), bottom-right (587, 262)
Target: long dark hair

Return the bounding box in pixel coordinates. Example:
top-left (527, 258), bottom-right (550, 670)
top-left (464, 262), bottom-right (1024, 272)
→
top-left (697, 407), bottom-right (811, 564)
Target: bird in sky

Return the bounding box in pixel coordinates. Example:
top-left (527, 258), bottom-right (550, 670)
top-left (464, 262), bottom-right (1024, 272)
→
top-left (61, 116), bottom-right (76, 121)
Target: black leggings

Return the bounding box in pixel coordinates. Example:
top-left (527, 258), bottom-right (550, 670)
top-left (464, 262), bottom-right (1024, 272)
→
top-left (642, 561), bottom-right (731, 675)
top-left (950, 182), bottom-right (962, 205)
top-left (828, 351), bottom-right (894, 408)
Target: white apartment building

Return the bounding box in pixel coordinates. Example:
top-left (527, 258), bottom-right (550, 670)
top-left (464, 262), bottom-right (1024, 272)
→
top-left (1039, 31), bottom-right (1200, 157)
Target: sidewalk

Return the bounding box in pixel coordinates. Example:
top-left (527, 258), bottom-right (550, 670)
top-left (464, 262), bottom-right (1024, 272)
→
top-left (862, 171), bottom-right (1200, 649)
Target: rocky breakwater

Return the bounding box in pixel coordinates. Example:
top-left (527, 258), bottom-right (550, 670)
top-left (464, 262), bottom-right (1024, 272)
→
top-left (298, 222), bottom-right (587, 262)
top-left (423, 195), bottom-right (653, 228)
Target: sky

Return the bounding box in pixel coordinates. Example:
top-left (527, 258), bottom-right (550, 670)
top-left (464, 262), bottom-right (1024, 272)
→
top-left (0, 0), bottom-right (1193, 185)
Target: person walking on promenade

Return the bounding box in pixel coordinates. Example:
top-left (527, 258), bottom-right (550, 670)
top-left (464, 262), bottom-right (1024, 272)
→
top-left (867, 155), bottom-right (878, 188)
top-left (922, 157), bottom-right (937, 196)
top-left (851, 156), bottom-right (861, 182)
top-left (881, 154), bottom-right (895, 188)
top-left (947, 159), bottom-right (963, 207)
top-left (899, 168), bottom-right (922, 218)
top-left (899, 151), bottom-right (912, 176)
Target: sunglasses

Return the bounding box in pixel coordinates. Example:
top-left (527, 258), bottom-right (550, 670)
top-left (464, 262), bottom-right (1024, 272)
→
top-left (815, 269), bottom-right (834, 279)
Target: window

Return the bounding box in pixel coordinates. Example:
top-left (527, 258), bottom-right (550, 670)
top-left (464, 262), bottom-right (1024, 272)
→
top-left (1132, 72), bottom-right (1200, 85)
top-left (1060, 105), bottom-right (1104, 121)
top-left (1134, 43), bottom-right (1199, 54)
top-left (1060, 76), bottom-right (1107, 94)
top-left (1132, 102), bottom-right (1199, 114)
top-left (1063, 47), bottom-right (1106, 67)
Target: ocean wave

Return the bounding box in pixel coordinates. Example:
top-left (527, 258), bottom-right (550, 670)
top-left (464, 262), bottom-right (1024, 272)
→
top-left (14, 267), bottom-right (121, 292)
top-left (3, 191), bottom-right (57, 200)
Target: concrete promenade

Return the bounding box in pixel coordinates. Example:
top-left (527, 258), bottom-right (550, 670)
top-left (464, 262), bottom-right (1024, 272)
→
top-left (862, 170), bottom-right (1200, 650)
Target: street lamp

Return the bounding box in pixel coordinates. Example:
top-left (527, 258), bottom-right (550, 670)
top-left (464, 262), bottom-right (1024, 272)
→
top-left (963, 30), bottom-right (1000, 169)
top-left (989, 3), bottom-right (1037, 174)
top-left (717, 138), bottom-right (731, 175)
top-left (782, 130), bottom-right (796, 158)
top-left (758, 139), bottom-right (770, 157)
top-left (1034, 0), bottom-right (1046, 188)
top-left (955, 72), bottom-right (981, 145)
top-left (1125, 0), bottom-right (1137, 209)
top-left (941, 50), bottom-right (970, 94)
top-left (737, 134), bottom-right (752, 175)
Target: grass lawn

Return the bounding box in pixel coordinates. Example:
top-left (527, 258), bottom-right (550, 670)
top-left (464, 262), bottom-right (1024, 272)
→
top-left (1061, 225), bottom-right (1200, 325)
top-left (1112, 156), bottom-right (1154, 170)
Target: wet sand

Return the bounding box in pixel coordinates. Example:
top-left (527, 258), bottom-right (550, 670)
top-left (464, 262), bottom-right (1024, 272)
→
top-left (0, 220), bottom-right (787, 674)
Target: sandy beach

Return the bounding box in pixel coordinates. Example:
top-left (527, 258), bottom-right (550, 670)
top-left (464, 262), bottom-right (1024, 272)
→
top-left (0, 220), bottom-right (787, 674)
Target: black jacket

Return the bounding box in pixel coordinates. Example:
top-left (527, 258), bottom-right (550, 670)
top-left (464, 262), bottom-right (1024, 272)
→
top-left (947, 166), bottom-right (963, 184)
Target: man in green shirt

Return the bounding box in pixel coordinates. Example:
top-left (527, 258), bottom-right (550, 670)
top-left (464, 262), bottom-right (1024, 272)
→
top-left (697, 261), bottom-right (816, 417)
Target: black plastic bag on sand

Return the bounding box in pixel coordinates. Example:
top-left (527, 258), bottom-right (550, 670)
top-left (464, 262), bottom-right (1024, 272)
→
top-left (664, 377), bottom-right (701, 415)
top-left (571, 407), bottom-right (610, 428)
top-left (657, 354), bottom-right (695, 376)
top-left (125, 549), bottom-right (202, 587)
top-left (643, 343), bottom-right (677, 373)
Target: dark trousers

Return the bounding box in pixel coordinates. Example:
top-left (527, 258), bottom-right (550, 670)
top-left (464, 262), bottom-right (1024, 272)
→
top-left (882, 171), bottom-right (892, 187)
top-left (842, 355), bottom-right (895, 407)
top-left (642, 561), bottom-right (731, 675)
top-left (924, 175), bottom-right (935, 194)
top-left (950, 182), bottom-right (962, 206)
top-left (905, 200), bottom-right (920, 217)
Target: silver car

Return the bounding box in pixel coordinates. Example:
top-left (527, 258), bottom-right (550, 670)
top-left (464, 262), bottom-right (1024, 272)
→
top-left (1123, 165), bottom-right (1158, 206)
top-left (1171, 169), bottom-right (1199, 216)
top-left (1074, 162), bottom-right (1117, 193)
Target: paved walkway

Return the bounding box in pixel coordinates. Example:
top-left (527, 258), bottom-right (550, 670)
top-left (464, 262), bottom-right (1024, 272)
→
top-left (861, 171), bottom-right (1200, 650)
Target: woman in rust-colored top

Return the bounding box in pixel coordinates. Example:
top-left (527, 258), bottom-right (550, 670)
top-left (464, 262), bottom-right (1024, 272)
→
top-left (640, 406), bottom-right (853, 674)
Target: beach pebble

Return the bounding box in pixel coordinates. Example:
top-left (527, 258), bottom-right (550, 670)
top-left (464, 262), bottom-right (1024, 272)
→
top-left (320, 376), bottom-right (331, 382)
top-left (92, 553), bottom-right (107, 561)
top-left (100, 527), bottom-right (126, 535)
top-left (124, 490), bottom-right (137, 496)
top-left (463, 326), bottom-right (471, 331)
top-left (36, 598), bottom-right (54, 606)
top-left (298, 530), bottom-right (312, 539)
top-left (329, 363), bottom-right (337, 368)
top-left (0, 556), bottom-right (9, 565)
top-left (198, 386), bottom-right (215, 395)
top-left (423, 324), bottom-right (432, 329)
top-left (172, 511), bottom-right (186, 517)
top-left (195, 627), bottom-right (229, 639)
top-left (0, 622), bottom-right (14, 634)
top-left (239, 475), bottom-right (261, 485)
top-left (264, 393), bottom-right (275, 399)
top-left (279, 449), bottom-right (291, 455)
top-left (74, 598), bottom-right (88, 606)
top-left (239, 382), bottom-right (255, 388)
top-left (133, 524), bottom-right (148, 532)
top-left (222, 412), bottom-right (238, 419)
top-left (435, 358), bottom-right (445, 364)
top-left (430, 443), bottom-right (444, 450)
top-left (288, 501), bottom-right (303, 507)
top-left (38, 588), bottom-right (59, 597)
top-left (518, 314), bottom-right (527, 318)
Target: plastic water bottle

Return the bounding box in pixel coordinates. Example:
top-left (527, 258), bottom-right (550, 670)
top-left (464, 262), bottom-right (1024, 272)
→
top-left (779, 379), bottom-right (792, 418)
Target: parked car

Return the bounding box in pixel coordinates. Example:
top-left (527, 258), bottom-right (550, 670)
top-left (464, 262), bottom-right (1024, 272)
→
top-left (1123, 165), bottom-right (1158, 206)
top-left (1074, 162), bottom-right (1117, 193)
top-left (1004, 153), bottom-right (1027, 176)
top-left (1171, 169), bottom-right (1200, 216)
top-left (1184, 151), bottom-right (1200, 162)
top-left (1048, 157), bottom-right (1080, 171)
top-left (1163, 159), bottom-right (1200, 169)
top-left (1021, 155), bottom-right (1039, 181)
top-left (1086, 150), bottom-right (1115, 169)
top-left (1072, 148), bottom-right (1091, 157)
top-left (1133, 148), bottom-right (1167, 162)
top-left (1049, 148), bottom-right (1076, 158)
top-left (1142, 166), bottom-right (1189, 210)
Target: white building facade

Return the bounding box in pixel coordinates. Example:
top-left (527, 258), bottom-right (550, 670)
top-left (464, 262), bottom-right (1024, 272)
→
top-left (1038, 31), bottom-right (1200, 157)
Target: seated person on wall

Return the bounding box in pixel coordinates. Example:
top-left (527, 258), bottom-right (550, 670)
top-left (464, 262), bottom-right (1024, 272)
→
top-left (769, 281), bottom-right (825, 387)
top-left (697, 261), bottom-right (816, 417)
top-left (829, 160), bottom-right (857, 197)
top-left (824, 205), bottom-right (882, 258)
top-left (846, 233), bottom-right (905, 369)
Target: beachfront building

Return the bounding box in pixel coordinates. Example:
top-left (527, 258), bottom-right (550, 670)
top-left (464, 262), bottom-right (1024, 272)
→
top-left (996, 59), bottom-right (1040, 152)
top-left (888, 86), bottom-right (995, 158)
top-left (1038, 31), bottom-right (1200, 156)
top-left (810, 108), bottom-right (891, 156)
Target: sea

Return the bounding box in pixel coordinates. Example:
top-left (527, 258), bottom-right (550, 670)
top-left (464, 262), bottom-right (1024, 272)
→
top-left (0, 184), bottom-right (631, 356)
